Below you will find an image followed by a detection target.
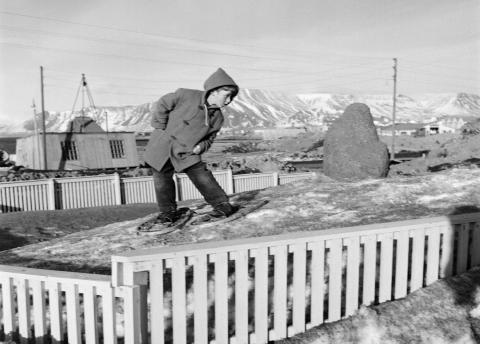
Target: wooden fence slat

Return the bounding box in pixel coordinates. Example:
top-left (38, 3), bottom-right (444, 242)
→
top-left (150, 263), bottom-right (165, 344)
top-left (172, 257), bottom-right (187, 344)
top-left (194, 255), bottom-right (208, 344)
top-left (234, 249), bottom-right (249, 344)
top-left (65, 283), bottom-right (82, 344)
top-left (456, 223), bottom-right (470, 274)
top-left (292, 243), bottom-right (307, 334)
top-left (215, 252), bottom-right (229, 343)
top-left (102, 287), bottom-right (117, 344)
top-left (327, 239), bottom-right (342, 322)
top-left (310, 240), bottom-right (325, 327)
top-left (440, 225), bottom-right (454, 278)
top-left (123, 285), bottom-right (141, 344)
top-left (273, 245), bottom-right (288, 339)
top-left (411, 229), bottom-right (425, 292)
top-left (345, 237), bottom-right (360, 316)
top-left (394, 231), bottom-right (409, 299)
top-left (47, 281), bottom-right (63, 343)
top-left (84, 286), bottom-right (99, 344)
top-left (426, 228), bottom-right (441, 285)
top-left (362, 235), bottom-right (377, 306)
top-left (379, 233), bottom-right (393, 303)
top-left (17, 278), bottom-right (31, 343)
top-left (32, 280), bottom-right (47, 343)
top-left (255, 247), bottom-right (269, 344)
top-left (1, 277), bottom-right (16, 339)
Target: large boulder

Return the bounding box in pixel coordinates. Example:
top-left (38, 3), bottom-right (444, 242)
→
top-left (323, 103), bottom-right (389, 180)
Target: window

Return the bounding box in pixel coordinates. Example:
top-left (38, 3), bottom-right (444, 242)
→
top-left (110, 140), bottom-right (125, 159)
top-left (61, 141), bottom-right (79, 160)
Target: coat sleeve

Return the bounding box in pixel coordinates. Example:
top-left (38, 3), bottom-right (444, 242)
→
top-left (150, 89), bottom-right (181, 129)
top-left (195, 130), bottom-right (219, 154)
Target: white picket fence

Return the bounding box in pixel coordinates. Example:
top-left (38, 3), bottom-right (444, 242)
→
top-left (0, 170), bottom-right (315, 213)
top-left (1, 212), bottom-right (479, 343)
top-left (0, 265), bottom-right (129, 344)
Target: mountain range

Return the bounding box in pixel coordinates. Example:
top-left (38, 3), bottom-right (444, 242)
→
top-left (4, 90), bottom-right (480, 134)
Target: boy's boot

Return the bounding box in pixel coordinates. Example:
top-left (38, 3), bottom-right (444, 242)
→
top-left (209, 202), bottom-right (238, 218)
top-left (156, 208), bottom-right (179, 224)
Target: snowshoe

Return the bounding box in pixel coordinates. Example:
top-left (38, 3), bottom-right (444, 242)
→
top-left (189, 199), bottom-right (269, 226)
top-left (137, 207), bottom-right (193, 235)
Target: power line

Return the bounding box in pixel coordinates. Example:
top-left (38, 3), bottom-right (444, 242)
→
top-left (401, 68), bottom-right (480, 83)
top-left (0, 10), bottom-right (389, 62)
top-left (0, 41), bottom-right (339, 76)
top-left (44, 84), bottom-right (159, 98)
top-left (0, 24), bottom-right (337, 66)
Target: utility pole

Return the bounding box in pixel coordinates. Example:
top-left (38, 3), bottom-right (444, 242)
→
top-left (40, 66), bottom-right (48, 170)
top-left (391, 58), bottom-right (397, 161)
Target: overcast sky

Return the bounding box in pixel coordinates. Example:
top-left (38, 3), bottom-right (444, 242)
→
top-left (0, 0), bottom-right (479, 125)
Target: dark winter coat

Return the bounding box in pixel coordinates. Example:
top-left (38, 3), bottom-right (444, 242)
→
top-left (144, 68), bottom-right (238, 172)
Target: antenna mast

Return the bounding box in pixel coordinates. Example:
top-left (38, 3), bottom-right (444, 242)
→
top-left (70, 73), bottom-right (98, 132)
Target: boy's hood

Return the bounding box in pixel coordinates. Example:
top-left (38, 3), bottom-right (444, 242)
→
top-left (203, 68), bottom-right (239, 96)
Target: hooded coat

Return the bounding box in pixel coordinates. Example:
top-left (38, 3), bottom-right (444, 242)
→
top-left (144, 68), bottom-right (238, 172)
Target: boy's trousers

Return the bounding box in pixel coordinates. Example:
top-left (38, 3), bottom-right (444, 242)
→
top-left (151, 159), bottom-right (229, 212)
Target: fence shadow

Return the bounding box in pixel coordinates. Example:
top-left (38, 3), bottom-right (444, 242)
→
top-left (0, 230), bottom-right (30, 251)
top-left (0, 331), bottom-right (55, 344)
top-left (0, 204), bottom-right (23, 213)
top-left (445, 205), bottom-right (480, 341)
top-left (447, 205), bottom-right (480, 307)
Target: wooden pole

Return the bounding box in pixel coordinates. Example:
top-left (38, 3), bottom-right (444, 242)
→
top-left (391, 58), bottom-right (397, 161)
top-left (40, 66), bottom-right (48, 170)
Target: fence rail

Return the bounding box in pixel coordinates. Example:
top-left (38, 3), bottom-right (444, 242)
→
top-left (0, 170), bottom-right (315, 213)
top-left (1, 213), bottom-right (479, 343)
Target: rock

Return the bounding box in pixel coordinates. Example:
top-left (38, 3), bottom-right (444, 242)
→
top-left (323, 103), bottom-right (389, 180)
top-left (461, 119), bottom-right (480, 136)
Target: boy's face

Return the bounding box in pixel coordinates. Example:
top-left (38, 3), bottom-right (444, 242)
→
top-left (207, 89), bottom-right (234, 108)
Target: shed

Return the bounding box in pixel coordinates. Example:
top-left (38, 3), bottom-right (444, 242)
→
top-left (15, 116), bottom-right (139, 170)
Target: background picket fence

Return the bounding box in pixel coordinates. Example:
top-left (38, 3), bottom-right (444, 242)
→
top-left (1, 212), bottom-right (479, 343)
top-left (0, 170), bottom-right (315, 213)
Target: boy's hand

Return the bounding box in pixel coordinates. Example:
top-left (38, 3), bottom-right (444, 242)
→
top-left (192, 145), bottom-right (202, 154)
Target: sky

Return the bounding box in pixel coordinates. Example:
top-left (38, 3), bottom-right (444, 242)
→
top-left (0, 0), bottom-right (479, 126)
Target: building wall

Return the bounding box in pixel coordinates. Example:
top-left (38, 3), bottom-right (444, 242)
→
top-left (15, 135), bottom-right (44, 169)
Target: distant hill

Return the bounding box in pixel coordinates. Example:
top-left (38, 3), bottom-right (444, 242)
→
top-left (4, 90), bottom-right (480, 134)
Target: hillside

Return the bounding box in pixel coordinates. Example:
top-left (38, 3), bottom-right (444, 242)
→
top-left (6, 91), bottom-right (480, 134)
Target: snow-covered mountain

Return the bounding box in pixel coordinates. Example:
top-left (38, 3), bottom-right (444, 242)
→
top-left (10, 90), bottom-right (480, 133)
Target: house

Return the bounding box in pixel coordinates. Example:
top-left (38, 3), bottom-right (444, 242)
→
top-left (377, 123), bottom-right (424, 136)
top-left (15, 116), bottom-right (138, 170)
top-left (253, 127), bottom-right (307, 140)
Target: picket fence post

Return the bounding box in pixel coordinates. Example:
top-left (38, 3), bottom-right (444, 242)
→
top-left (113, 262), bottom-right (148, 344)
top-left (226, 168), bottom-right (234, 194)
top-left (113, 173), bottom-right (122, 205)
top-left (47, 178), bottom-right (56, 210)
top-left (272, 172), bottom-right (279, 186)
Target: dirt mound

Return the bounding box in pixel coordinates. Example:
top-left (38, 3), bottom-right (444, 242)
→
top-left (388, 134), bottom-right (480, 176)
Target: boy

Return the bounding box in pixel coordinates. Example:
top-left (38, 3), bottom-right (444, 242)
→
top-left (144, 68), bottom-right (239, 224)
